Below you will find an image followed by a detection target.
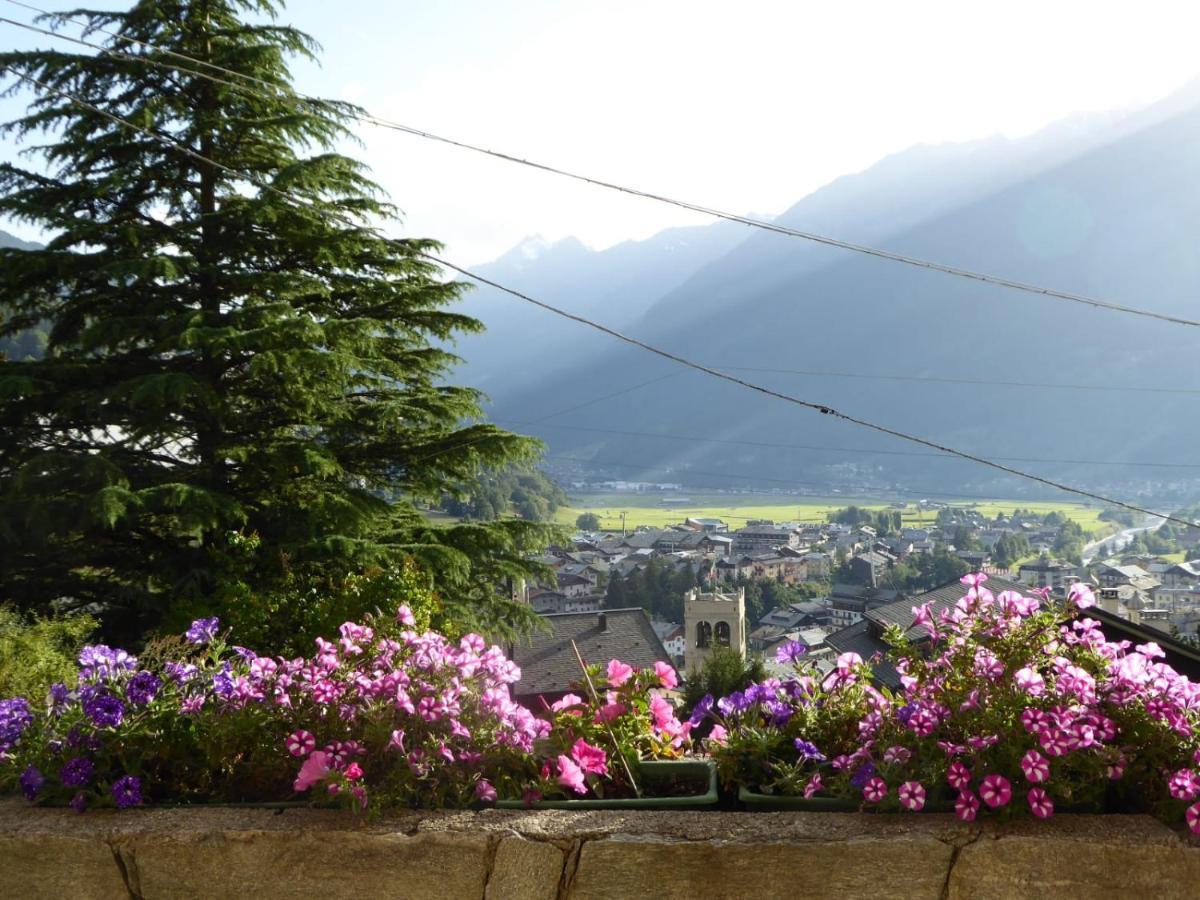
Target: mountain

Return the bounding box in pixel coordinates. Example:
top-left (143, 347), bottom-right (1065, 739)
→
top-left (0, 229), bottom-right (49, 361)
top-left (448, 220), bottom-right (752, 395)
top-left (471, 84), bottom-right (1200, 501)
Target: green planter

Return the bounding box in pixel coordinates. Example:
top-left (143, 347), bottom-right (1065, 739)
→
top-left (738, 786), bottom-right (954, 812)
top-left (497, 759), bottom-right (718, 810)
top-left (737, 787), bottom-right (859, 811)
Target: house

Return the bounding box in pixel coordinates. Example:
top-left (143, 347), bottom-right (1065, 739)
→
top-left (510, 608), bottom-right (673, 707)
top-left (802, 551), bottom-right (833, 579)
top-left (1162, 562), bottom-right (1200, 589)
top-left (554, 573), bottom-right (595, 598)
top-left (956, 550), bottom-right (991, 571)
top-left (848, 550), bottom-right (893, 587)
top-left (1097, 564), bottom-right (1153, 588)
top-left (828, 583), bottom-right (901, 630)
top-left (685, 517), bottom-right (728, 533)
top-left (1017, 558), bottom-right (1077, 593)
top-left (730, 525), bottom-right (799, 556)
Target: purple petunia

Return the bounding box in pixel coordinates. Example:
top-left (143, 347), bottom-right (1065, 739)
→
top-left (69, 792), bottom-right (88, 814)
top-left (19, 765), bottom-right (43, 800)
top-left (186, 617), bottom-right (220, 646)
top-left (60, 757), bottom-right (95, 788)
top-left (82, 689), bottom-right (125, 728)
top-left (688, 694), bottom-right (714, 726)
top-left (111, 775), bottom-right (143, 809)
top-left (125, 671), bottom-right (162, 706)
top-left (0, 697), bottom-right (33, 753)
top-left (775, 640), bottom-right (808, 665)
top-left (794, 739), bottom-right (826, 762)
top-left (850, 762), bottom-right (876, 788)
top-left (78, 645), bottom-right (137, 681)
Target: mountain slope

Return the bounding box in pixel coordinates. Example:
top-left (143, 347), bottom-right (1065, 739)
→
top-left (484, 89), bottom-right (1200, 499)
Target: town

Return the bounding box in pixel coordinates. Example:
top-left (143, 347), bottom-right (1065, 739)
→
top-left (511, 503), bottom-right (1200, 702)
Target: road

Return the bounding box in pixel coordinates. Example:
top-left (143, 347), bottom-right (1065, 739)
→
top-left (1082, 515), bottom-right (1167, 566)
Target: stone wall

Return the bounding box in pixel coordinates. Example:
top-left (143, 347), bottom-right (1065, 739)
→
top-left (2, 799), bottom-right (1198, 899)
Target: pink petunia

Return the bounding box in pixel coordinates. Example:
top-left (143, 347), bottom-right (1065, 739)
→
top-left (803, 773), bottom-right (823, 798)
top-left (1039, 728), bottom-right (1070, 758)
top-left (898, 781), bottom-right (926, 812)
top-left (556, 755), bottom-right (588, 795)
top-left (979, 774), bottom-right (1012, 808)
top-left (1020, 749), bottom-right (1050, 784)
top-left (862, 777), bottom-right (888, 804)
top-left (1014, 667), bottom-right (1045, 696)
top-left (570, 738), bottom-right (610, 777)
top-left (474, 780), bottom-right (498, 803)
top-left (1187, 802), bottom-right (1200, 834)
top-left (344, 763), bottom-right (364, 781)
top-left (1027, 788), bottom-right (1054, 819)
top-left (551, 693), bottom-right (584, 712)
top-left (285, 729), bottom-right (316, 758)
top-left (594, 701), bottom-right (626, 724)
top-left (955, 790), bottom-right (981, 822)
top-left (293, 751), bottom-right (331, 792)
top-left (649, 694), bottom-right (675, 729)
top-left (947, 761), bottom-right (971, 791)
top-left (707, 724), bottom-right (728, 746)
top-left (1169, 768), bottom-right (1200, 801)
top-left (1068, 583), bottom-right (1096, 609)
top-left (395, 604), bottom-right (416, 626)
top-left (654, 661), bottom-right (679, 690)
top-left (606, 659), bottom-right (634, 687)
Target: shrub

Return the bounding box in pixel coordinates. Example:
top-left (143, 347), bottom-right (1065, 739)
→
top-left (0, 607), bottom-right (96, 700)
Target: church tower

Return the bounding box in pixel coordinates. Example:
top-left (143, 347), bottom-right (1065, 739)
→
top-left (683, 587), bottom-right (746, 673)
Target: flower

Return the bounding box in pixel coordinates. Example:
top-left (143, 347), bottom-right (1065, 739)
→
top-left (60, 757), bottom-right (94, 788)
top-left (556, 755), bottom-right (587, 795)
top-left (286, 730), bottom-right (316, 758)
top-left (69, 792), bottom-right (87, 814)
top-left (1187, 802), bottom-right (1200, 835)
top-left (19, 765), bottom-right (43, 800)
top-left (551, 693), bottom-right (584, 712)
top-left (707, 724), bottom-right (728, 746)
top-left (775, 640), bottom-right (808, 665)
top-left (606, 659), bottom-right (634, 687)
top-left (0, 697), bottom-right (33, 753)
top-left (803, 773), bottom-right (824, 798)
top-left (1067, 583), bottom-right (1096, 610)
top-left (395, 604), bottom-right (416, 626)
top-left (344, 763), bottom-right (364, 781)
top-left (82, 690), bottom-right (125, 728)
top-left (955, 790), bottom-right (981, 822)
top-left (653, 661), bottom-right (679, 689)
top-left (185, 617), bottom-right (220, 645)
top-left (979, 774), bottom-right (1012, 808)
top-left (1027, 787), bottom-right (1054, 819)
top-left (862, 777), bottom-right (888, 804)
top-left (474, 780), bottom-right (497, 803)
top-left (794, 739), bottom-right (825, 762)
top-left (947, 761), bottom-right (971, 791)
top-left (1168, 768), bottom-right (1200, 801)
top-left (898, 781), bottom-right (926, 811)
top-left (126, 671), bottom-right (162, 706)
top-left (293, 751), bottom-right (332, 792)
top-left (571, 739), bottom-right (609, 777)
top-left (111, 775), bottom-right (143, 809)
top-left (1020, 749), bottom-right (1050, 784)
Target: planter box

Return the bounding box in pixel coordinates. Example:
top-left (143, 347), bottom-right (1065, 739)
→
top-left (497, 759), bottom-right (718, 810)
top-left (738, 787), bottom-right (859, 811)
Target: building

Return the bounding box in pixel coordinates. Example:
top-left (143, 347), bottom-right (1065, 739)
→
top-left (509, 608), bottom-right (673, 707)
top-left (828, 583), bottom-right (901, 630)
top-left (683, 587), bottom-right (746, 673)
top-left (730, 525), bottom-right (798, 556)
top-left (1017, 558), bottom-right (1077, 593)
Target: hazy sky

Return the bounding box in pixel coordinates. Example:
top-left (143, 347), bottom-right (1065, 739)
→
top-left (3, 0), bottom-right (1200, 264)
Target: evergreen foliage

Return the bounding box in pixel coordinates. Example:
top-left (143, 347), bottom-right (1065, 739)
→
top-left (0, 605), bottom-right (97, 698)
top-left (438, 464), bottom-right (567, 522)
top-left (0, 0), bottom-right (554, 642)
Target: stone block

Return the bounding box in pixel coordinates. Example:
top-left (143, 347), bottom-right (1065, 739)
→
top-left (130, 829), bottom-right (490, 899)
top-left (570, 834), bottom-right (953, 900)
top-left (949, 835), bottom-right (1200, 900)
top-left (0, 834), bottom-right (129, 900)
top-left (486, 836), bottom-right (565, 900)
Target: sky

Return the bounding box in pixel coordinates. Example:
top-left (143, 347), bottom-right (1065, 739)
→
top-left (2, 0), bottom-right (1200, 264)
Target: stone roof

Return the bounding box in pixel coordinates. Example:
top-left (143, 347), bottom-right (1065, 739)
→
top-left (510, 608), bottom-right (671, 700)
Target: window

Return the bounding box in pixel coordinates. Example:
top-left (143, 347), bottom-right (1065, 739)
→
top-left (696, 621), bottom-right (712, 648)
top-left (715, 621), bottom-right (731, 647)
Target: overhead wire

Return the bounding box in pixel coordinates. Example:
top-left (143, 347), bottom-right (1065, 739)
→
top-left (4, 3), bottom-right (1200, 330)
top-left (0, 60), bottom-right (1194, 529)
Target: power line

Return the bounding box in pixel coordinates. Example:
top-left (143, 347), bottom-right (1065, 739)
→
top-left (4, 4), bottom-right (1200, 331)
top-left (502, 419), bottom-right (1200, 470)
top-left (3, 62), bottom-right (1193, 532)
top-left (722, 366), bottom-right (1200, 397)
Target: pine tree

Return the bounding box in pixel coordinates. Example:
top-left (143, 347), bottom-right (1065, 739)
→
top-left (0, 0), bottom-right (555, 642)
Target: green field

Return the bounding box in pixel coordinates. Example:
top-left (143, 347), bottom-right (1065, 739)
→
top-left (555, 493), bottom-right (1113, 535)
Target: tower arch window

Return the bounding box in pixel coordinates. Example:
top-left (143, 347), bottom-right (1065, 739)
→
top-left (715, 621), bottom-right (731, 647)
top-left (696, 621), bottom-right (712, 648)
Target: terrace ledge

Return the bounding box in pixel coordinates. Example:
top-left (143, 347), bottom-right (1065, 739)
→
top-left (2, 798), bottom-right (1198, 899)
